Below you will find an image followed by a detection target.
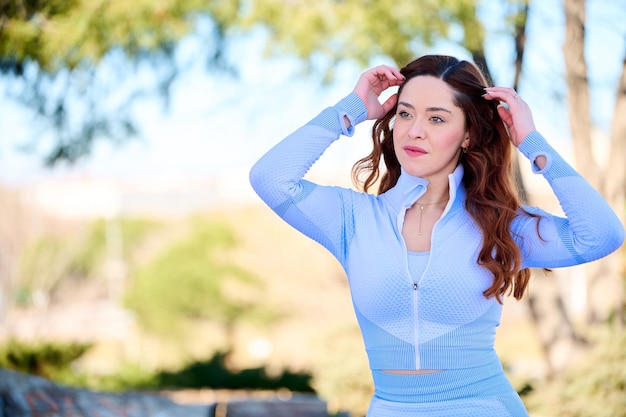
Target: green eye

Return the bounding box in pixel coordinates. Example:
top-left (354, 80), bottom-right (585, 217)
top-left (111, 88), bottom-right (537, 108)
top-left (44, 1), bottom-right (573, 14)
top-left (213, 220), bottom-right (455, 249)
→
top-left (398, 110), bottom-right (410, 118)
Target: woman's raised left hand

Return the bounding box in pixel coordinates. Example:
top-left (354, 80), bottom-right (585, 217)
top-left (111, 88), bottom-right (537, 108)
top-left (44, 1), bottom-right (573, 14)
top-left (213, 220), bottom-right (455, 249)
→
top-left (483, 87), bottom-right (536, 147)
top-left (353, 65), bottom-right (405, 121)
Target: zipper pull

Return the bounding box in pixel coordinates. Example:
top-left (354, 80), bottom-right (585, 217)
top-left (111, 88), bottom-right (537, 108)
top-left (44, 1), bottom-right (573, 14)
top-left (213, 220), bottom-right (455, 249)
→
top-left (413, 283), bottom-right (419, 290)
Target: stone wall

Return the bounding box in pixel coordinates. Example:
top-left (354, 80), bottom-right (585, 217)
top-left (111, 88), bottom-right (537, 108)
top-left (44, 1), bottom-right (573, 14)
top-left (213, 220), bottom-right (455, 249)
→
top-left (0, 369), bottom-right (335, 417)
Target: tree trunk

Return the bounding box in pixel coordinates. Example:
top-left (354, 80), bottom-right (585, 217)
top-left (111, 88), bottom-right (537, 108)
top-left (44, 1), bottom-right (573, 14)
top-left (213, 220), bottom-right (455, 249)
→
top-left (563, 0), bottom-right (597, 184)
top-left (506, 1), bottom-right (588, 376)
top-left (526, 270), bottom-right (589, 379)
top-left (512, 1), bottom-right (529, 91)
top-left (563, 0), bottom-right (625, 324)
top-left (593, 45), bottom-right (626, 325)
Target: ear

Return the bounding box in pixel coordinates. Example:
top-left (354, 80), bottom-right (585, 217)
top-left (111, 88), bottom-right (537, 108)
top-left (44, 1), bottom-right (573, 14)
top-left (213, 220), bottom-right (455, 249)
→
top-left (461, 136), bottom-right (470, 149)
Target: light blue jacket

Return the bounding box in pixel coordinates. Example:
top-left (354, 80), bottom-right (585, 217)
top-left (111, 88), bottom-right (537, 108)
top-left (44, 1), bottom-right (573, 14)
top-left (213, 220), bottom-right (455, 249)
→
top-left (249, 93), bottom-right (625, 371)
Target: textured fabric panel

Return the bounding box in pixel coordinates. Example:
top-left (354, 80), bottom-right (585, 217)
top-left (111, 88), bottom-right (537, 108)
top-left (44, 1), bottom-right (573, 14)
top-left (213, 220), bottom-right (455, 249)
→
top-left (368, 361), bottom-right (529, 416)
top-left (354, 307), bottom-right (417, 369)
top-left (548, 176), bottom-right (624, 261)
top-left (367, 393), bottom-right (528, 417)
top-left (418, 304), bottom-right (500, 369)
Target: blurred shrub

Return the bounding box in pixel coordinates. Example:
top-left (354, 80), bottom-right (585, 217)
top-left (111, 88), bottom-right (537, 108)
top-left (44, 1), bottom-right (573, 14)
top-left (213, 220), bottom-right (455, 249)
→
top-left (124, 217), bottom-right (275, 341)
top-left (75, 364), bottom-right (160, 392)
top-left (524, 327), bottom-right (626, 417)
top-left (0, 341), bottom-right (312, 394)
top-left (155, 351), bottom-right (314, 392)
top-left (0, 339), bottom-right (90, 380)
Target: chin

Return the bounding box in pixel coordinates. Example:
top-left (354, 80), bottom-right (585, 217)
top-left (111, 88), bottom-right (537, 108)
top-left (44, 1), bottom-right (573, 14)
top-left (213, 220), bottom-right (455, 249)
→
top-left (402, 167), bottom-right (429, 179)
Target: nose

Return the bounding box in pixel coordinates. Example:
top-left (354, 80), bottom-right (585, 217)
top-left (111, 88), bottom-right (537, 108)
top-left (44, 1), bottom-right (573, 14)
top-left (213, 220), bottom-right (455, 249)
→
top-left (407, 119), bottom-right (426, 139)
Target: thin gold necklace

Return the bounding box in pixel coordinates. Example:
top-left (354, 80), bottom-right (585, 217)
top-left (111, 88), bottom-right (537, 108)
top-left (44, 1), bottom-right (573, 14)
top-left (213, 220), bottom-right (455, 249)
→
top-left (416, 198), bottom-right (449, 236)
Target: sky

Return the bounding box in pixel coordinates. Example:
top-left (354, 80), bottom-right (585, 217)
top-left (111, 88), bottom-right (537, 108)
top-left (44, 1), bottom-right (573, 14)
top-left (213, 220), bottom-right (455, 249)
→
top-left (0, 0), bottom-right (624, 211)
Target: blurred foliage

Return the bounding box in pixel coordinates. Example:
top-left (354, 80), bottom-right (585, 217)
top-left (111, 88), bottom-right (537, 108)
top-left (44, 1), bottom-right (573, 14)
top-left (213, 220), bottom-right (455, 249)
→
top-left (0, 341), bottom-right (313, 393)
top-left (78, 363), bottom-right (159, 392)
top-left (69, 217), bottom-right (161, 276)
top-left (0, 0), bottom-right (238, 71)
top-left (0, 339), bottom-right (91, 380)
top-left (241, 0), bottom-right (489, 78)
top-left (18, 234), bottom-right (80, 304)
top-left (524, 327), bottom-right (626, 417)
top-left (0, 0), bottom-right (531, 163)
top-left (0, 0), bottom-right (505, 76)
top-left (155, 351), bottom-right (314, 392)
top-left (0, 0), bottom-right (239, 163)
top-left (17, 217), bottom-right (159, 306)
top-left (124, 217), bottom-right (277, 341)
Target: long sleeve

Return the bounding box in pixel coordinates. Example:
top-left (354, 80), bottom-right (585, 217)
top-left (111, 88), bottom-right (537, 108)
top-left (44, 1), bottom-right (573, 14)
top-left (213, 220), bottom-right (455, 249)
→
top-left (515, 131), bottom-right (625, 268)
top-left (249, 93), bottom-right (368, 261)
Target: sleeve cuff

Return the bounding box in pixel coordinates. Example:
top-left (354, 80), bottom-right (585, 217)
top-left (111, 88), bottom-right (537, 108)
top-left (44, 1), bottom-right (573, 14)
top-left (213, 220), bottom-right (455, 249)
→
top-left (518, 131), bottom-right (553, 174)
top-left (518, 131), bottom-right (578, 179)
top-left (334, 93), bottom-right (368, 136)
top-left (307, 93), bottom-right (368, 137)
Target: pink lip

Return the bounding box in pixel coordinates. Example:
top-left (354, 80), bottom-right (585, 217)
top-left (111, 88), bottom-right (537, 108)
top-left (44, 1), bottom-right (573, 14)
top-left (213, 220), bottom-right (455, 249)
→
top-left (403, 145), bottom-right (427, 157)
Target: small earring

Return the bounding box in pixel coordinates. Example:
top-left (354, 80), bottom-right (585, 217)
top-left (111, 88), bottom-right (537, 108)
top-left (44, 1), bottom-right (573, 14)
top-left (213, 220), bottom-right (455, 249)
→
top-left (462, 147), bottom-right (468, 154)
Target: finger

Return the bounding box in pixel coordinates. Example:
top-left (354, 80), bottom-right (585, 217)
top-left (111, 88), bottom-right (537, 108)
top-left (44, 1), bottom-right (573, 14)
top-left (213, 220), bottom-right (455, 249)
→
top-left (484, 86), bottom-right (517, 95)
top-left (483, 87), bottom-right (522, 104)
top-left (373, 65), bottom-right (404, 83)
top-left (381, 93), bottom-right (399, 114)
top-left (497, 104), bottom-right (513, 126)
top-left (385, 67), bottom-right (405, 81)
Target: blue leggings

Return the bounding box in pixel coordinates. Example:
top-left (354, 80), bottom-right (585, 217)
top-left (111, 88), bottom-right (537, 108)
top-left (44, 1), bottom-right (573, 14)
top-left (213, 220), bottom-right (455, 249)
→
top-left (367, 360), bottom-right (529, 417)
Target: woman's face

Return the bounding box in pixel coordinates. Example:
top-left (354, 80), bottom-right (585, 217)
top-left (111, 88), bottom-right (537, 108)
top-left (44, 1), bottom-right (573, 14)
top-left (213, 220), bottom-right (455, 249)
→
top-left (393, 75), bottom-right (469, 181)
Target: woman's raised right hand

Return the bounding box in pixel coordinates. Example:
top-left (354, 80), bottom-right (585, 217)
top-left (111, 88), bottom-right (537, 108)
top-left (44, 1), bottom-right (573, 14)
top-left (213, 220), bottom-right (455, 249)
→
top-left (353, 65), bottom-right (405, 120)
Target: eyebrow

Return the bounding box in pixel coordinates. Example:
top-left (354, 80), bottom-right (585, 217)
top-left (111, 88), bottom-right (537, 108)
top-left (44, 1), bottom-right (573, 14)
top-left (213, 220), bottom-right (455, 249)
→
top-left (398, 101), bottom-right (453, 114)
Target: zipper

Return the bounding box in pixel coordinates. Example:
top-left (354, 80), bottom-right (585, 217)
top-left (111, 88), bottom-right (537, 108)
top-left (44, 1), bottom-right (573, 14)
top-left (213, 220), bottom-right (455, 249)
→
top-left (412, 281), bottom-right (420, 369)
top-left (399, 178), bottom-right (453, 371)
top-left (398, 205), bottom-right (421, 370)
top-left (407, 218), bottom-right (439, 371)
top-left (399, 193), bottom-right (451, 371)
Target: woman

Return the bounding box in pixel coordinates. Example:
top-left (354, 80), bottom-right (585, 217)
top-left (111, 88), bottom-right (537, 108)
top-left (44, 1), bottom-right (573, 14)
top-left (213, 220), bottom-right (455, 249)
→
top-left (249, 55), bottom-right (624, 416)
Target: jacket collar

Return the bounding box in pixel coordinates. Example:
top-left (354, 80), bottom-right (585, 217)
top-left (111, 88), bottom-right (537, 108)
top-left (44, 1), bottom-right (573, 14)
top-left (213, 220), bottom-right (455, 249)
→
top-left (382, 164), bottom-right (466, 214)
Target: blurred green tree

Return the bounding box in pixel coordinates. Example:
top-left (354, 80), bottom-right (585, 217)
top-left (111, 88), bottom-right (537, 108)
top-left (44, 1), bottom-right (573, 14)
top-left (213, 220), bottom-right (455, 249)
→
top-left (0, 0), bottom-right (239, 163)
top-left (0, 0), bottom-right (501, 164)
top-left (124, 217), bottom-right (277, 348)
top-left (240, 0), bottom-right (492, 80)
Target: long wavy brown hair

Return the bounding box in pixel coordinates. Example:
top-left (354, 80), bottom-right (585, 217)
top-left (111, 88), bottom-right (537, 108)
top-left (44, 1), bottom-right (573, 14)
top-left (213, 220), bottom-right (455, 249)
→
top-left (352, 55), bottom-right (535, 302)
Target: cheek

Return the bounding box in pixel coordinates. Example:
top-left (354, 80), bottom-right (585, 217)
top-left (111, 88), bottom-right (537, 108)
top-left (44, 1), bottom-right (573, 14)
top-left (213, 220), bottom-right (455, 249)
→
top-left (438, 130), bottom-right (467, 151)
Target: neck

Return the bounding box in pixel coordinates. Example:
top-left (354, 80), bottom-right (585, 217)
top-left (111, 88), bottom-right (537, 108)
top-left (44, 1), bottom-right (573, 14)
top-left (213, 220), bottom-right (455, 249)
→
top-left (418, 178), bottom-right (450, 205)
